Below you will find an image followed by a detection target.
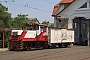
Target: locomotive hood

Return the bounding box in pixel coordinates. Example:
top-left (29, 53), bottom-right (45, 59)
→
top-left (11, 30), bottom-right (36, 38)
top-left (11, 30), bottom-right (23, 35)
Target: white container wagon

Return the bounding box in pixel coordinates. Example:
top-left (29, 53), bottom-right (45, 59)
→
top-left (48, 28), bottom-right (74, 48)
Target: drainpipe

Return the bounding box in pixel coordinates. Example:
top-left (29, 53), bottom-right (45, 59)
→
top-left (88, 20), bottom-right (90, 46)
top-left (54, 17), bottom-right (57, 27)
top-left (87, 0), bottom-right (89, 8)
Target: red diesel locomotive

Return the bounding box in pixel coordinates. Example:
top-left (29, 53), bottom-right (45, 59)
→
top-left (8, 23), bottom-right (48, 50)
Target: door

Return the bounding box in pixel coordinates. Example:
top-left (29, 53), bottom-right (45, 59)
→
top-left (73, 17), bottom-right (88, 45)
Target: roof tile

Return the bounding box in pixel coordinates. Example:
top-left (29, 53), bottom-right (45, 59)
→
top-left (52, 0), bottom-right (74, 16)
top-left (61, 0), bottom-right (74, 3)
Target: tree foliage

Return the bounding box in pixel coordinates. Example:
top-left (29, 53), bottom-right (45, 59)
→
top-left (11, 13), bottom-right (29, 29)
top-left (0, 3), bottom-right (12, 28)
top-left (27, 18), bottom-right (39, 24)
top-left (0, 3), bottom-right (53, 29)
top-left (0, 20), bottom-right (4, 28)
top-left (41, 20), bottom-right (54, 27)
top-left (41, 20), bottom-right (49, 25)
top-left (49, 24), bottom-right (54, 28)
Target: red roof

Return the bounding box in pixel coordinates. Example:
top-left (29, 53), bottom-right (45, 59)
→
top-left (61, 0), bottom-right (74, 3)
top-left (52, 0), bottom-right (74, 16)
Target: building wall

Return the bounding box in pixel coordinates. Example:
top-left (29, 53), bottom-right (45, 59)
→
top-left (60, 0), bottom-right (87, 17)
top-left (57, 4), bottom-right (65, 14)
top-left (56, 19), bottom-right (68, 28)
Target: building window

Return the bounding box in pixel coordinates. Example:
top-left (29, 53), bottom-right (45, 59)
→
top-left (64, 4), bottom-right (69, 8)
top-left (89, 2), bottom-right (90, 8)
top-left (75, 23), bottom-right (77, 28)
top-left (79, 3), bottom-right (87, 8)
top-left (83, 23), bottom-right (87, 38)
top-left (59, 19), bottom-right (61, 22)
top-left (40, 26), bottom-right (44, 32)
top-left (83, 23), bottom-right (87, 28)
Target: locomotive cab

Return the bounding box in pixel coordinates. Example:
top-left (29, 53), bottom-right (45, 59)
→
top-left (26, 23), bottom-right (48, 36)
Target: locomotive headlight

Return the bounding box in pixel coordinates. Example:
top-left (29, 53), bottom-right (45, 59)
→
top-left (13, 32), bottom-right (17, 36)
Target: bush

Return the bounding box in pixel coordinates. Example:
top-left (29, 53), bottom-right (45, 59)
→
top-left (0, 40), bottom-right (8, 48)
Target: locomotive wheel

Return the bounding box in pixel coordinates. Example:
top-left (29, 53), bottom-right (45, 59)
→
top-left (27, 47), bottom-right (34, 51)
top-left (52, 44), bottom-right (56, 48)
top-left (24, 43), bottom-right (35, 51)
top-left (30, 47), bottom-right (35, 51)
top-left (58, 44), bottom-right (62, 48)
top-left (60, 43), bottom-right (68, 48)
top-left (65, 43), bottom-right (68, 47)
top-left (39, 46), bottom-right (44, 50)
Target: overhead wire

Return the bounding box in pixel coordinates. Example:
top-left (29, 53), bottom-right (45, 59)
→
top-left (42, 0), bottom-right (55, 5)
top-left (0, 0), bottom-right (52, 13)
top-left (0, 1), bottom-right (7, 3)
top-left (15, 1), bottom-right (51, 13)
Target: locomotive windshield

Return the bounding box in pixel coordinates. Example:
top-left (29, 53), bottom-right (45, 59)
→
top-left (26, 25), bottom-right (39, 30)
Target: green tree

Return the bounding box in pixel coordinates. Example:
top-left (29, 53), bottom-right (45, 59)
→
top-left (49, 24), bottom-right (54, 28)
top-left (41, 20), bottom-right (49, 25)
top-left (32, 18), bottom-right (39, 24)
top-left (11, 13), bottom-right (28, 29)
top-left (41, 20), bottom-right (54, 28)
top-left (0, 3), bottom-right (12, 47)
top-left (0, 20), bottom-right (4, 28)
top-left (0, 3), bottom-right (12, 28)
top-left (27, 18), bottom-right (39, 24)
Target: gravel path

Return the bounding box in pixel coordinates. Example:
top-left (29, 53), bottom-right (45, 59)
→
top-left (0, 46), bottom-right (90, 60)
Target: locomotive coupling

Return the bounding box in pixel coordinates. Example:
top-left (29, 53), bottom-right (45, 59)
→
top-left (70, 43), bottom-right (73, 47)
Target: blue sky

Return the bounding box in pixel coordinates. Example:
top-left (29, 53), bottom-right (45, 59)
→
top-left (1, 0), bottom-right (60, 23)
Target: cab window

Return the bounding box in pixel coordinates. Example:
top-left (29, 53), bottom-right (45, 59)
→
top-left (26, 26), bottom-right (39, 30)
top-left (40, 26), bottom-right (44, 32)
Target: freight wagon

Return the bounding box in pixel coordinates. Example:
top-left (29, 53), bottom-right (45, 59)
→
top-left (7, 23), bottom-right (74, 51)
top-left (48, 28), bottom-right (74, 48)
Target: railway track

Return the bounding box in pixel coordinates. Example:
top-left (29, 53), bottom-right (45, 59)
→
top-left (0, 46), bottom-right (90, 60)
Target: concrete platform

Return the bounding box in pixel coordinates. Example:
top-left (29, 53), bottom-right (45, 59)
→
top-left (0, 48), bottom-right (8, 51)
